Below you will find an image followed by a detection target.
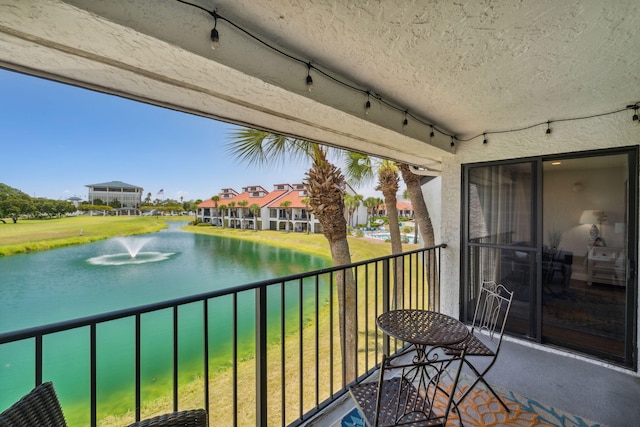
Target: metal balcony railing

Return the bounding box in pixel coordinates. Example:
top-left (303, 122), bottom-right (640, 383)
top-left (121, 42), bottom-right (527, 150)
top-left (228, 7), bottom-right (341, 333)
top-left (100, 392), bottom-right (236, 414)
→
top-left (0, 245), bottom-right (445, 427)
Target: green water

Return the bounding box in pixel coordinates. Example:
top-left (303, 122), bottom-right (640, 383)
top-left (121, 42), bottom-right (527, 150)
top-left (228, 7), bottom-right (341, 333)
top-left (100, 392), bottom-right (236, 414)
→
top-left (0, 223), bottom-right (330, 424)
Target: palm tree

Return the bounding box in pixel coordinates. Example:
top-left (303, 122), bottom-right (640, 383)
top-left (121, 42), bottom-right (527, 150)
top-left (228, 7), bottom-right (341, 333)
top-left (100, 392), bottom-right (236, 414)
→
top-left (353, 193), bottom-right (363, 226)
top-left (375, 160), bottom-right (402, 254)
top-left (218, 203), bottom-right (227, 228)
top-left (375, 161), bottom-right (404, 308)
top-left (211, 195), bottom-right (220, 226)
top-left (279, 200), bottom-right (292, 232)
top-left (397, 164), bottom-right (435, 247)
top-left (228, 201), bottom-right (236, 228)
top-left (363, 197), bottom-right (379, 228)
top-left (238, 200), bottom-right (248, 229)
top-left (227, 128), bottom-right (357, 381)
top-left (301, 197), bottom-right (311, 234)
top-left (343, 193), bottom-right (359, 228)
top-left (249, 203), bottom-right (261, 230)
top-left (397, 163), bottom-right (438, 310)
top-left (345, 153), bottom-right (404, 307)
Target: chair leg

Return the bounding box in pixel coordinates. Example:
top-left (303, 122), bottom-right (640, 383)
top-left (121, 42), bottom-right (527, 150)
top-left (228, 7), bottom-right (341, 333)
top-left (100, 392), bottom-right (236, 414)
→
top-left (456, 360), bottom-right (511, 413)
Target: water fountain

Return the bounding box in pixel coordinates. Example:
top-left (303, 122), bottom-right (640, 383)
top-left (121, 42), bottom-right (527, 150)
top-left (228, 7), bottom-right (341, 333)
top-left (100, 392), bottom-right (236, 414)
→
top-left (116, 237), bottom-right (152, 258)
top-left (86, 236), bottom-right (173, 266)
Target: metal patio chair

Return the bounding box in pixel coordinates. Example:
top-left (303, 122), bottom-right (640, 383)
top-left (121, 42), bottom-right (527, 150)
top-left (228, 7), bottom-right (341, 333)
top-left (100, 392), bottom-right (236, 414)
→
top-left (445, 280), bottom-right (514, 412)
top-left (0, 382), bottom-right (67, 427)
top-left (349, 344), bottom-right (467, 427)
top-left (126, 409), bottom-right (208, 427)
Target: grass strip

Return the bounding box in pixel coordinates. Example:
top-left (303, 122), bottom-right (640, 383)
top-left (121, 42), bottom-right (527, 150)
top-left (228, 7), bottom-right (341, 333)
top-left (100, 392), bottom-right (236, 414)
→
top-left (0, 216), bottom-right (188, 256)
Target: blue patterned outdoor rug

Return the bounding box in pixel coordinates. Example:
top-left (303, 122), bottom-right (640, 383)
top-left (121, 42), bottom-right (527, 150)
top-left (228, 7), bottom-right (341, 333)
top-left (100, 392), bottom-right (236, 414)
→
top-left (341, 377), bottom-right (604, 427)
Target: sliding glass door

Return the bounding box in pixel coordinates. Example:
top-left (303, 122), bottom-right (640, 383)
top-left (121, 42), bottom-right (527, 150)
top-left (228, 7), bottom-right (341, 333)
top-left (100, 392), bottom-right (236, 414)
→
top-left (462, 148), bottom-right (637, 367)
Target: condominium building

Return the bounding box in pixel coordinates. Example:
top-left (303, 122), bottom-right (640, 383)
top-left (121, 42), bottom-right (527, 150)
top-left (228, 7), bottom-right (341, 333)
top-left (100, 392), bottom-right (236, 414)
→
top-left (86, 181), bottom-right (143, 208)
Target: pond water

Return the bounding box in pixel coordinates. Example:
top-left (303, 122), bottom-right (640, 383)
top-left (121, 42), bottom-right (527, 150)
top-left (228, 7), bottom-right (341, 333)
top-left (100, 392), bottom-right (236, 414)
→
top-left (0, 223), bottom-right (330, 423)
top-left (0, 223), bottom-right (328, 332)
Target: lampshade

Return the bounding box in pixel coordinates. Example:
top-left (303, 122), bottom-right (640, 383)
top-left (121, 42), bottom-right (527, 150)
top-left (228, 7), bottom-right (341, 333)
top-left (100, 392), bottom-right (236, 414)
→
top-left (579, 210), bottom-right (604, 225)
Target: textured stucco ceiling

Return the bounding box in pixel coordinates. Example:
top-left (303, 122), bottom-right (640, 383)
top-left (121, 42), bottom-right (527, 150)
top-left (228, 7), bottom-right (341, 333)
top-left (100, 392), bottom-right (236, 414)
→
top-left (1, 0), bottom-right (640, 166)
top-left (197, 0), bottom-right (640, 138)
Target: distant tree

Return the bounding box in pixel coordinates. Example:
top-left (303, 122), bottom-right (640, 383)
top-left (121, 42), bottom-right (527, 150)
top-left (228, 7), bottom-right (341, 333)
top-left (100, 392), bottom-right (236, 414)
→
top-left (228, 201), bottom-right (236, 228)
top-left (249, 203), bottom-right (261, 231)
top-left (218, 203), bottom-right (227, 228)
top-left (301, 197), bottom-right (310, 233)
top-left (109, 200), bottom-right (122, 209)
top-left (344, 193), bottom-right (360, 227)
top-left (0, 183), bottom-right (34, 223)
top-left (363, 197), bottom-right (378, 227)
top-left (32, 198), bottom-right (75, 218)
top-left (279, 200), bottom-right (292, 232)
top-left (144, 192), bottom-right (152, 204)
top-left (77, 204), bottom-right (113, 215)
top-left (211, 195), bottom-right (220, 225)
top-left (237, 200), bottom-right (248, 229)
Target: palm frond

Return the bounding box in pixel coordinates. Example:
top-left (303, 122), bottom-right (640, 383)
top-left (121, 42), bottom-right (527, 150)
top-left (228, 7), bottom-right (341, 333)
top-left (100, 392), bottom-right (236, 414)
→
top-left (226, 127), bottom-right (314, 168)
top-left (342, 151), bottom-right (376, 186)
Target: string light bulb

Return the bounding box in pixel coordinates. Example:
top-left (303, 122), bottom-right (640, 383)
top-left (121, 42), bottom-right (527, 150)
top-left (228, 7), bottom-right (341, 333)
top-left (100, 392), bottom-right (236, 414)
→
top-left (450, 136), bottom-right (455, 148)
top-left (306, 63), bottom-right (314, 92)
top-left (402, 111), bottom-right (408, 130)
top-left (430, 125), bottom-right (435, 138)
top-left (210, 12), bottom-right (219, 50)
top-left (483, 133), bottom-right (488, 144)
top-left (365, 92), bottom-right (371, 115)
top-left (546, 121), bottom-right (552, 135)
top-left (633, 106), bottom-right (639, 125)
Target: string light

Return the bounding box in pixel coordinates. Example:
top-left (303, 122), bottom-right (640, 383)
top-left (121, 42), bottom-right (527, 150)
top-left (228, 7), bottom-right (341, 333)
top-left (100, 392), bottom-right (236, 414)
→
top-left (306, 63), bottom-right (314, 92)
top-left (177, 1), bottom-right (640, 146)
top-left (209, 11), bottom-right (219, 50)
top-left (631, 104), bottom-right (639, 125)
top-left (365, 91), bottom-right (371, 115)
top-left (402, 111), bottom-right (408, 130)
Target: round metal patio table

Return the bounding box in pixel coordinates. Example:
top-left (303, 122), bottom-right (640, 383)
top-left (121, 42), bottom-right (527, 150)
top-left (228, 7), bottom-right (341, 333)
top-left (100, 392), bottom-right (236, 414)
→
top-left (377, 309), bottom-right (469, 348)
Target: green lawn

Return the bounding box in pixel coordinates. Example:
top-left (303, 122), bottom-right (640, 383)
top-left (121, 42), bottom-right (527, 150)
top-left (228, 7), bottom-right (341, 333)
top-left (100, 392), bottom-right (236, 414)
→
top-left (183, 224), bottom-right (409, 262)
top-left (0, 215), bottom-right (414, 261)
top-left (0, 216), bottom-right (188, 256)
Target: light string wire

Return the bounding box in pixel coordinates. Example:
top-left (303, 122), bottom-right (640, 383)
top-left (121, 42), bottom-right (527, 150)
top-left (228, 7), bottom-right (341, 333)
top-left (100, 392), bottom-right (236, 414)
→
top-left (177, 1), bottom-right (640, 145)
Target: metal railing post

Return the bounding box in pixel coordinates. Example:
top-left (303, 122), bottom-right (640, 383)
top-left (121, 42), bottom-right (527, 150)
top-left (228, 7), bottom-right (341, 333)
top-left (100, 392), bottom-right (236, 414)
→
top-left (255, 286), bottom-right (267, 427)
top-left (382, 258), bottom-right (390, 357)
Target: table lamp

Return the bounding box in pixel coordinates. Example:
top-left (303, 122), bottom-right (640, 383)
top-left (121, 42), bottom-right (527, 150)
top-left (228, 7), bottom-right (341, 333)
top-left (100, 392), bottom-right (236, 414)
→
top-left (579, 209), bottom-right (606, 244)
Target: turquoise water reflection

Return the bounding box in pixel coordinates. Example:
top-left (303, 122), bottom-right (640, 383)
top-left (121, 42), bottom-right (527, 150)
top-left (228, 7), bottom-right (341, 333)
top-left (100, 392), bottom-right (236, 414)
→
top-left (0, 223), bottom-right (330, 424)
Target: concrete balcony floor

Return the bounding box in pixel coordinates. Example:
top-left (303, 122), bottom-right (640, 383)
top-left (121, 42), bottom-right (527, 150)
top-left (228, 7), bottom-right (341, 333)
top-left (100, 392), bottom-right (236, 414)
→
top-left (305, 338), bottom-right (640, 427)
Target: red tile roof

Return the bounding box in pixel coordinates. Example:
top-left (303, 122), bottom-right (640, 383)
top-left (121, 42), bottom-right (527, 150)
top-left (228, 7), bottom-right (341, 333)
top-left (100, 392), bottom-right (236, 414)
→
top-left (380, 201), bottom-right (413, 210)
top-left (267, 189), bottom-right (309, 208)
top-left (198, 188), bottom-right (289, 208)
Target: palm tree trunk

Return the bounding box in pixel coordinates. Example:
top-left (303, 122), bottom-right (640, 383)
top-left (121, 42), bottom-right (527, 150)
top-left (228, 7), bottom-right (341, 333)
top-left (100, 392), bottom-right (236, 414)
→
top-left (305, 146), bottom-right (357, 382)
top-left (397, 163), bottom-right (438, 310)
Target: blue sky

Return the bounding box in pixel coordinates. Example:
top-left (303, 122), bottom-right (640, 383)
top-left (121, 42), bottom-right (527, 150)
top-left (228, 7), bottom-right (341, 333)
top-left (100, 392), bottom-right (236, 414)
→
top-left (1, 69), bottom-right (376, 202)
